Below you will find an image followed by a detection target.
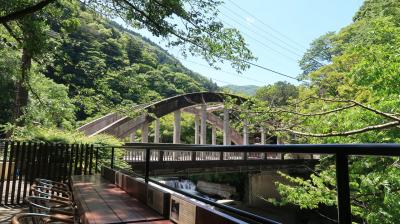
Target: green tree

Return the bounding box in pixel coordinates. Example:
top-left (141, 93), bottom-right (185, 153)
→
top-left (255, 81), bottom-right (299, 107)
top-left (1, 0), bottom-right (252, 126)
top-left (245, 1), bottom-right (400, 222)
top-left (298, 32), bottom-right (336, 79)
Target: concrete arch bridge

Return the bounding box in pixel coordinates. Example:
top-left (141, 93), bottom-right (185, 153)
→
top-left (78, 92), bottom-right (259, 145)
top-left (78, 92), bottom-right (315, 172)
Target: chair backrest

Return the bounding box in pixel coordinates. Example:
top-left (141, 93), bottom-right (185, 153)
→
top-left (11, 213), bottom-right (74, 224)
top-left (30, 185), bottom-right (72, 201)
top-left (26, 196), bottom-right (73, 215)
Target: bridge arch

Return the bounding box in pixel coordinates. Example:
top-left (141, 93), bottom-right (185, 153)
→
top-left (78, 92), bottom-right (247, 144)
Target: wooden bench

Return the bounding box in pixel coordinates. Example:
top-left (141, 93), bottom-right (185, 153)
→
top-left (71, 175), bottom-right (173, 224)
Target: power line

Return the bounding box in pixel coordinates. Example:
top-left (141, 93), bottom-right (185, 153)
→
top-left (175, 54), bottom-right (303, 83)
top-left (147, 0), bottom-right (305, 83)
top-left (220, 5), bottom-right (304, 58)
top-left (219, 13), bottom-right (299, 62)
top-left (176, 56), bottom-right (267, 85)
top-left (227, 0), bottom-right (307, 51)
top-left (222, 2), bottom-right (325, 68)
top-left (243, 60), bottom-right (301, 81)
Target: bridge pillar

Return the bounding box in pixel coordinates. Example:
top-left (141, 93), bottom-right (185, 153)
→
top-left (200, 104), bottom-right (207, 144)
top-left (223, 109), bottom-right (231, 145)
top-left (194, 114), bottom-right (200, 144)
top-left (154, 118), bottom-right (160, 143)
top-left (211, 124), bottom-right (217, 145)
top-left (173, 110), bottom-right (181, 144)
top-left (243, 119), bottom-right (249, 145)
top-left (141, 122), bottom-right (149, 143)
top-left (129, 131), bottom-right (136, 143)
top-left (260, 127), bottom-right (266, 144)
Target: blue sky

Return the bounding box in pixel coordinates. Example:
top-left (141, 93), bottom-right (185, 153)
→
top-left (123, 0), bottom-right (364, 87)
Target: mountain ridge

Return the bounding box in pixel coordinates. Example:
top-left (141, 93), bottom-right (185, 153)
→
top-left (223, 84), bottom-right (260, 96)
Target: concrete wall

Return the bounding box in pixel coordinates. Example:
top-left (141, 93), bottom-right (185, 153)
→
top-left (246, 171), bottom-right (289, 207)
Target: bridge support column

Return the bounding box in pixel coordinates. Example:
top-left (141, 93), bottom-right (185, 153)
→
top-left (173, 110), bottom-right (181, 144)
top-left (141, 122), bottom-right (149, 143)
top-left (223, 109), bottom-right (231, 145)
top-left (260, 127), bottom-right (266, 144)
top-left (211, 124), bottom-right (217, 145)
top-left (154, 118), bottom-right (160, 143)
top-left (200, 104), bottom-right (207, 144)
top-left (194, 114), bottom-right (200, 144)
top-left (243, 119), bottom-right (249, 145)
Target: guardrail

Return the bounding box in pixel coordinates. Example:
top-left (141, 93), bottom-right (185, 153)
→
top-left (106, 143), bottom-right (400, 224)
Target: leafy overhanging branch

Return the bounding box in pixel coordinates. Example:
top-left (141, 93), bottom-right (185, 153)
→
top-left (278, 121), bottom-right (400, 137)
top-left (275, 97), bottom-right (400, 137)
top-left (0, 0), bottom-right (56, 23)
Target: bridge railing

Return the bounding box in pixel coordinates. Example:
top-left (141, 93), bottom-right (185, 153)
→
top-left (108, 143), bottom-right (400, 224)
top-left (122, 147), bottom-right (300, 162)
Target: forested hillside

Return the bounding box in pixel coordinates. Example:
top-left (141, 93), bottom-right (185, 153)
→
top-left (223, 84), bottom-right (259, 96)
top-left (45, 7), bottom-right (219, 121)
top-left (0, 5), bottom-right (218, 134)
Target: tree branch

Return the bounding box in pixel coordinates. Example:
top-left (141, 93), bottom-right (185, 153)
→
top-left (278, 121), bottom-right (400, 137)
top-left (308, 96), bottom-right (400, 122)
top-left (272, 103), bottom-right (356, 116)
top-left (0, 0), bottom-right (56, 23)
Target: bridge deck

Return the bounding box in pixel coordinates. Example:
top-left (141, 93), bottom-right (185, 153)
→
top-left (123, 150), bottom-right (318, 174)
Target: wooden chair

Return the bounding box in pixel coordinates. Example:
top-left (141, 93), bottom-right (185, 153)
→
top-left (30, 185), bottom-right (73, 202)
top-left (11, 213), bottom-right (74, 224)
top-left (26, 196), bottom-right (75, 216)
top-left (34, 178), bottom-right (70, 191)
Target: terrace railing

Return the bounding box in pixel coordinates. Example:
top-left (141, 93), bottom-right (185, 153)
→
top-left (0, 141), bottom-right (99, 205)
top-left (107, 143), bottom-right (400, 224)
top-left (2, 141), bottom-right (399, 223)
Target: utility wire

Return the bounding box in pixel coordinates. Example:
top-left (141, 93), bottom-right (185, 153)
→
top-left (142, 0), bottom-right (306, 83)
top-left (221, 3), bottom-right (325, 67)
top-left (221, 5), bottom-right (304, 58)
top-left (243, 60), bottom-right (302, 81)
top-left (220, 14), bottom-right (299, 62)
top-left (176, 54), bottom-right (304, 83)
top-left (176, 56), bottom-right (267, 85)
top-left (227, 0), bottom-right (307, 51)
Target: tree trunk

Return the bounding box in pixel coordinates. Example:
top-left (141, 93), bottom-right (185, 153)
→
top-left (12, 46), bottom-right (31, 126)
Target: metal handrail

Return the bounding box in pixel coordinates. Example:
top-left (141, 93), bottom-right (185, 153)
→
top-left (115, 142), bottom-right (400, 156)
top-left (109, 143), bottom-right (400, 224)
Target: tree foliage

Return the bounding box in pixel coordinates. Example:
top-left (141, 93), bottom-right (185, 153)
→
top-left (255, 81), bottom-right (298, 107)
top-left (238, 1), bottom-right (400, 222)
top-left (0, 2), bottom-right (222, 139)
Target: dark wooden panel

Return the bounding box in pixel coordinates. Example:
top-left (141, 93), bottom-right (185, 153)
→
top-left (74, 144), bottom-right (80, 175)
top-left (84, 144), bottom-right (89, 175)
top-left (23, 142), bottom-right (32, 198)
top-left (0, 141), bottom-right (9, 204)
top-left (89, 145), bottom-right (93, 175)
top-left (10, 142), bottom-right (20, 204)
top-left (4, 141), bottom-right (14, 204)
top-left (79, 144), bottom-right (84, 175)
top-left (69, 144), bottom-right (75, 178)
top-left (16, 142), bottom-right (26, 203)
